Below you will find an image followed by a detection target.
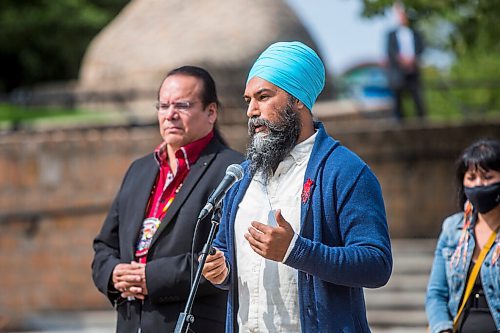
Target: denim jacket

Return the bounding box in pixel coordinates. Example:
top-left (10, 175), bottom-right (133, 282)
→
top-left (425, 212), bottom-right (500, 333)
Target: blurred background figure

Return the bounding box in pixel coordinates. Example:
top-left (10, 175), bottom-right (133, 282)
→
top-left (425, 139), bottom-right (500, 333)
top-left (386, 2), bottom-right (426, 121)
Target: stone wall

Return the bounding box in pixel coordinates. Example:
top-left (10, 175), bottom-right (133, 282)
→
top-left (0, 127), bottom-right (157, 329)
top-left (325, 119), bottom-right (500, 238)
top-left (0, 118), bottom-right (499, 329)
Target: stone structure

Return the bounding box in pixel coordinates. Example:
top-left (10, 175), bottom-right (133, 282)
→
top-left (78, 0), bottom-right (326, 124)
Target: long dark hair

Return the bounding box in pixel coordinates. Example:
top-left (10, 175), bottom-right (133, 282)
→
top-left (159, 65), bottom-right (227, 145)
top-left (455, 139), bottom-right (500, 209)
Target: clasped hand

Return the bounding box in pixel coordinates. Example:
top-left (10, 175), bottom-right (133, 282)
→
top-left (112, 261), bottom-right (148, 300)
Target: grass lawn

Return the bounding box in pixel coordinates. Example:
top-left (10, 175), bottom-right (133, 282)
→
top-left (0, 104), bottom-right (132, 130)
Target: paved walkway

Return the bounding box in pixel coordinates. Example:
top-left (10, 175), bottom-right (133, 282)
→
top-left (16, 311), bottom-right (115, 333)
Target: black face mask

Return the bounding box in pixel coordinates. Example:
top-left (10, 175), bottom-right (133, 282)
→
top-left (464, 181), bottom-right (500, 214)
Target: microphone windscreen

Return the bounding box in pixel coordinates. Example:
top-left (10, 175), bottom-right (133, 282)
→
top-left (226, 164), bottom-right (244, 181)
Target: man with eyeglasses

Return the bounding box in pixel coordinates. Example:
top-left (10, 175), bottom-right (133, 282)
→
top-left (92, 66), bottom-right (243, 333)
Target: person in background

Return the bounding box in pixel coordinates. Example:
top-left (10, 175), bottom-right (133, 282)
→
top-left (202, 41), bottom-right (392, 333)
top-left (92, 65), bottom-right (243, 332)
top-left (386, 2), bottom-right (426, 120)
top-left (426, 139), bottom-right (500, 333)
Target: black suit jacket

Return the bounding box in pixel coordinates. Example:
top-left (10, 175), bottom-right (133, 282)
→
top-left (386, 27), bottom-right (424, 88)
top-left (92, 136), bottom-right (243, 333)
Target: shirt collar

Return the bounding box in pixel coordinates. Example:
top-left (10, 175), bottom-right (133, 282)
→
top-left (154, 130), bottom-right (214, 168)
top-left (289, 131), bottom-right (317, 165)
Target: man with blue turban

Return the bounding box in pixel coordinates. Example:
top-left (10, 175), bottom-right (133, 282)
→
top-left (203, 41), bottom-right (392, 333)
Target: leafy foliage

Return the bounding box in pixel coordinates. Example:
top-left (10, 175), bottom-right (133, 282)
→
top-left (0, 0), bottom-right (128, 93)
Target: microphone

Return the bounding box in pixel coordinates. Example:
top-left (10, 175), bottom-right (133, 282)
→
top-left (197, 164), bottom-right (244, 221)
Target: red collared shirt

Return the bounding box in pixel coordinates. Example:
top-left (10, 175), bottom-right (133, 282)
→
top-left (135, 131), bottom-right (214, 261)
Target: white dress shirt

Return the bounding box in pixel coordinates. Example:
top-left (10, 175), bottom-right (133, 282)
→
top-left (234, 132), bottom-right (316, 333)
top-left (396, 25), bottom-right (415, 59)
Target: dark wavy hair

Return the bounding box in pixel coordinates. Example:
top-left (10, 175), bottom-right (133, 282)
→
top-left (455, 139), bottom-right (500, 209)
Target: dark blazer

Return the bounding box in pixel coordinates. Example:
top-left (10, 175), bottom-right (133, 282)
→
top-left (92, 136), bottom-right (243, 333)
top-left (386, 27), bottom-right (424, 88)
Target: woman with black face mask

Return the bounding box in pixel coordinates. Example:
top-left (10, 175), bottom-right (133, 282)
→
top-left (426, 139), bottom-right (500, 333)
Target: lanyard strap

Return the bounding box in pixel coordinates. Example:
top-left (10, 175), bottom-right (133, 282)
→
top-left (453, 228), bottom-right (498, 331)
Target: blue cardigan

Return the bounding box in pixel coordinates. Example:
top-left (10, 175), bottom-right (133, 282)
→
top-left (213, 123), bottom-right (392, 332)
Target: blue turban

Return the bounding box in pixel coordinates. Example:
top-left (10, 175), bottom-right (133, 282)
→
top-left (247, 41), bottom-right (325, 111)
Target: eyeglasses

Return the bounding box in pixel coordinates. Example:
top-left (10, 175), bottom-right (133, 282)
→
top-left (155, 101), bottom-right (196, 114)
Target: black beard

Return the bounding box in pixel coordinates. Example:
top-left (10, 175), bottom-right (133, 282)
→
top-left (246, 101), bottom-right (301, 183)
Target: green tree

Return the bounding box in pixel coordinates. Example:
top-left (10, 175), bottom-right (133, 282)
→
top-left (0, 0), bottom-right (128, 93)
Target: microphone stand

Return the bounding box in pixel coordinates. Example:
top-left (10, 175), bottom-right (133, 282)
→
top-left (173, 206), bottom-right (222, 333)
